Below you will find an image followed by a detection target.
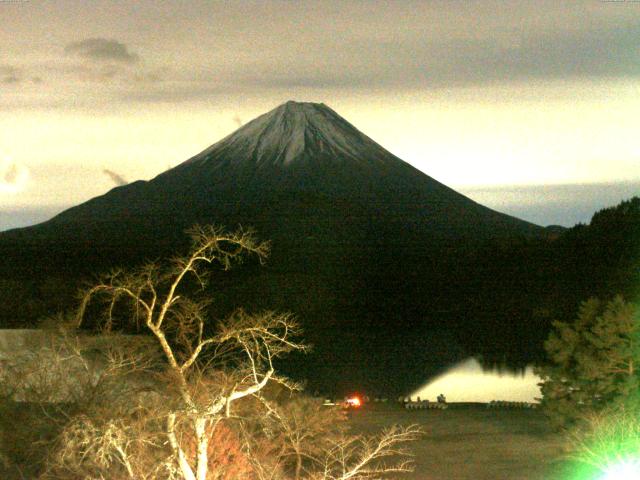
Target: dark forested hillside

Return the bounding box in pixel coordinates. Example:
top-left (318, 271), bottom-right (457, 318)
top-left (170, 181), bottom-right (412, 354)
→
top-left (546, 196), bottom-right (640, 321)
top-left (1, 197), bottom-right (637, 395)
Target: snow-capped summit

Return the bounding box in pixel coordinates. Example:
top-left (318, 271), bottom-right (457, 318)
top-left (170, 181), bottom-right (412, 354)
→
top-left (182, 101), bottom-right (398, 170)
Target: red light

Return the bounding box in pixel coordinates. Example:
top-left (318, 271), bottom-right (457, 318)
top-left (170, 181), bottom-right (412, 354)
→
top-left (346, 396), bottom-right (361, 407)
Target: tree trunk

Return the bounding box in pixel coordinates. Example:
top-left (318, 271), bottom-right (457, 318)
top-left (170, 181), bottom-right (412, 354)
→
top-left (195, 417), bottom-right (209, 480)
top-left (295, 447), bottom-right (303, 480)
top-left (167, 413), bottom-right (197, 480)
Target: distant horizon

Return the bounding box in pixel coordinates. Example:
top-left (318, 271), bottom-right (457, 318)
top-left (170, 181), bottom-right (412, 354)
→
top-left (2, 179), bottom-right (638, 233)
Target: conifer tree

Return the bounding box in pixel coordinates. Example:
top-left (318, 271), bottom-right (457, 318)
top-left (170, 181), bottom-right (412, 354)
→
top-left (537, 296), bottom-right (640, 428)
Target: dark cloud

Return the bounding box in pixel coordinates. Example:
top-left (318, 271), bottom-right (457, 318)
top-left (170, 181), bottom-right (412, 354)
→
top-left (0, 159), bottom-right (28, 192)
top-left (65, 38), bottom-right (139, 64)
top-left (103, 169), bottom-right (128, 186)
top-left (237, 70), bottom-right (377, 89)
top-left (145, 4), bottom-right (640, 96)
top-left (467, 22), bottom-right (640, 82)
top-left (119, 71), bottom-right (379, 105)
top-left (61, 63), bottom-right (123, 82)
top-left (57, 56), bottom-right (166, 86)
top-left (272, 21), bottom-right (640, 89)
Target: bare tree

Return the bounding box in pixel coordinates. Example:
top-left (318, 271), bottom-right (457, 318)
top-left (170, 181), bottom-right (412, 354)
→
top-left (69, 226), bottom-right (305, 480)
top-left (0, 319), bottom-right (162, 479)
top-left (35, 225), bottom-right (421, 480)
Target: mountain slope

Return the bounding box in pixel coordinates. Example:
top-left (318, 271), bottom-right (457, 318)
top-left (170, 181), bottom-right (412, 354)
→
top-left (0, 101), bottom-right (551, 394)
top-left (7, 101), bottom-right (540, 245)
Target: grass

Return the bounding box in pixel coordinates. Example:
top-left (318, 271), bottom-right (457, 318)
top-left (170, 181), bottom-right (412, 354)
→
top-left (1, 400), bottom-right (577, 479)
top-left (347, 403), bottom-right (569, 480)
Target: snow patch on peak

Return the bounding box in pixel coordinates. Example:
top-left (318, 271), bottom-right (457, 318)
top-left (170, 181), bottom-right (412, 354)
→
top-left (187, 101), bottom-right (400, 169)
top-left (226, 101), bottom-right (366, 165)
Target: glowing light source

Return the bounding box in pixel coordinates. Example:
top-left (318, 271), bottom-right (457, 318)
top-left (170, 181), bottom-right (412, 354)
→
top-left (346, 396), bottom-right (361, 407)
top-left (598, 459), bottom-right (640, 480)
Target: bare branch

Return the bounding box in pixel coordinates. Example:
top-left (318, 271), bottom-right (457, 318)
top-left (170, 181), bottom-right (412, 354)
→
top-left (312, 424), bottom-right (423, 480)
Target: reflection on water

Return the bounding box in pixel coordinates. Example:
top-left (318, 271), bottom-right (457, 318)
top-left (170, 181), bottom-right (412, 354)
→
top-left (409, 358), bottom-right (541, 403)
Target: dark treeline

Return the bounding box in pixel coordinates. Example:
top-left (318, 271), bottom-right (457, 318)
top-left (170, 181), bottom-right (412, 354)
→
top-left (0, 197), bottom-right (638, 396)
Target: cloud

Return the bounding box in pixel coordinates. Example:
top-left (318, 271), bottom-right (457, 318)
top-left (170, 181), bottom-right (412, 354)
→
top-left (0, 65), bottom-right (21, 84)
top-left (115, 17), bottom-right (640, 105)
top-left (464, 22), bottom-right (640, 83)
top-left (4, 2), bottom-right (640, 109)
top-left (56, 43), bottom-right (165, 86)
top-left (133, 69), bottom-right (166, 83)
top-left (0, 158), bottom-right (29, 194)
top-left (65, 38), bottom-right (139, 64)
top-left (131, 2), bottom-right (639, 99)
top-left (117, 70), bottom-right (377, 104)
top-left (3, 164), bottom-right (18, 184)
top-left (2, 75), bottom-right (20, 84)
top-left (119, 84), bottom-right (233, 103)
top-left (59, 63), bottom-right (125, 82)
top-left (0, 65), bottom-right (17, 75)
top-left (103, 169), bottom-right (128, 186)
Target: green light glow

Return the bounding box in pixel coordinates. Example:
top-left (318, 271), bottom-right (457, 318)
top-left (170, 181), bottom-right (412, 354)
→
top-left (561, 403), bottom-right (640, 480)
top-left (599, 459), bottom-right (640, 480)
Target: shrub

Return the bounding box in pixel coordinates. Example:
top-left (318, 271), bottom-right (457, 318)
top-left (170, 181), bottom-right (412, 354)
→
top-left (537, 296), bottom-right (640, 428)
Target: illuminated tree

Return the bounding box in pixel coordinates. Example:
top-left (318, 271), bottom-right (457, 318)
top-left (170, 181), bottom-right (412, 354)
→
top-left (37, 225), bottom-right (420, 480)
top-left (537, 296), bottom-right (640, 428)
top-left (241, 395), bottom-right (348, 480)
top-left (45, 225), bottom-right (300, 480)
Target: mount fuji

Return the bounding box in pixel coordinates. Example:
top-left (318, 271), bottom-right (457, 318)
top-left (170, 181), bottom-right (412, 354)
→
top-left (0, 101), bottom-right (551, 394)
top-left (6, 102), bottom-right (540, 248)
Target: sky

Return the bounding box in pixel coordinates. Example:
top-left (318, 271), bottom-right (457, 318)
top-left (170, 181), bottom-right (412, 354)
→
top-left (1, 0), bottom-right (639, 230)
